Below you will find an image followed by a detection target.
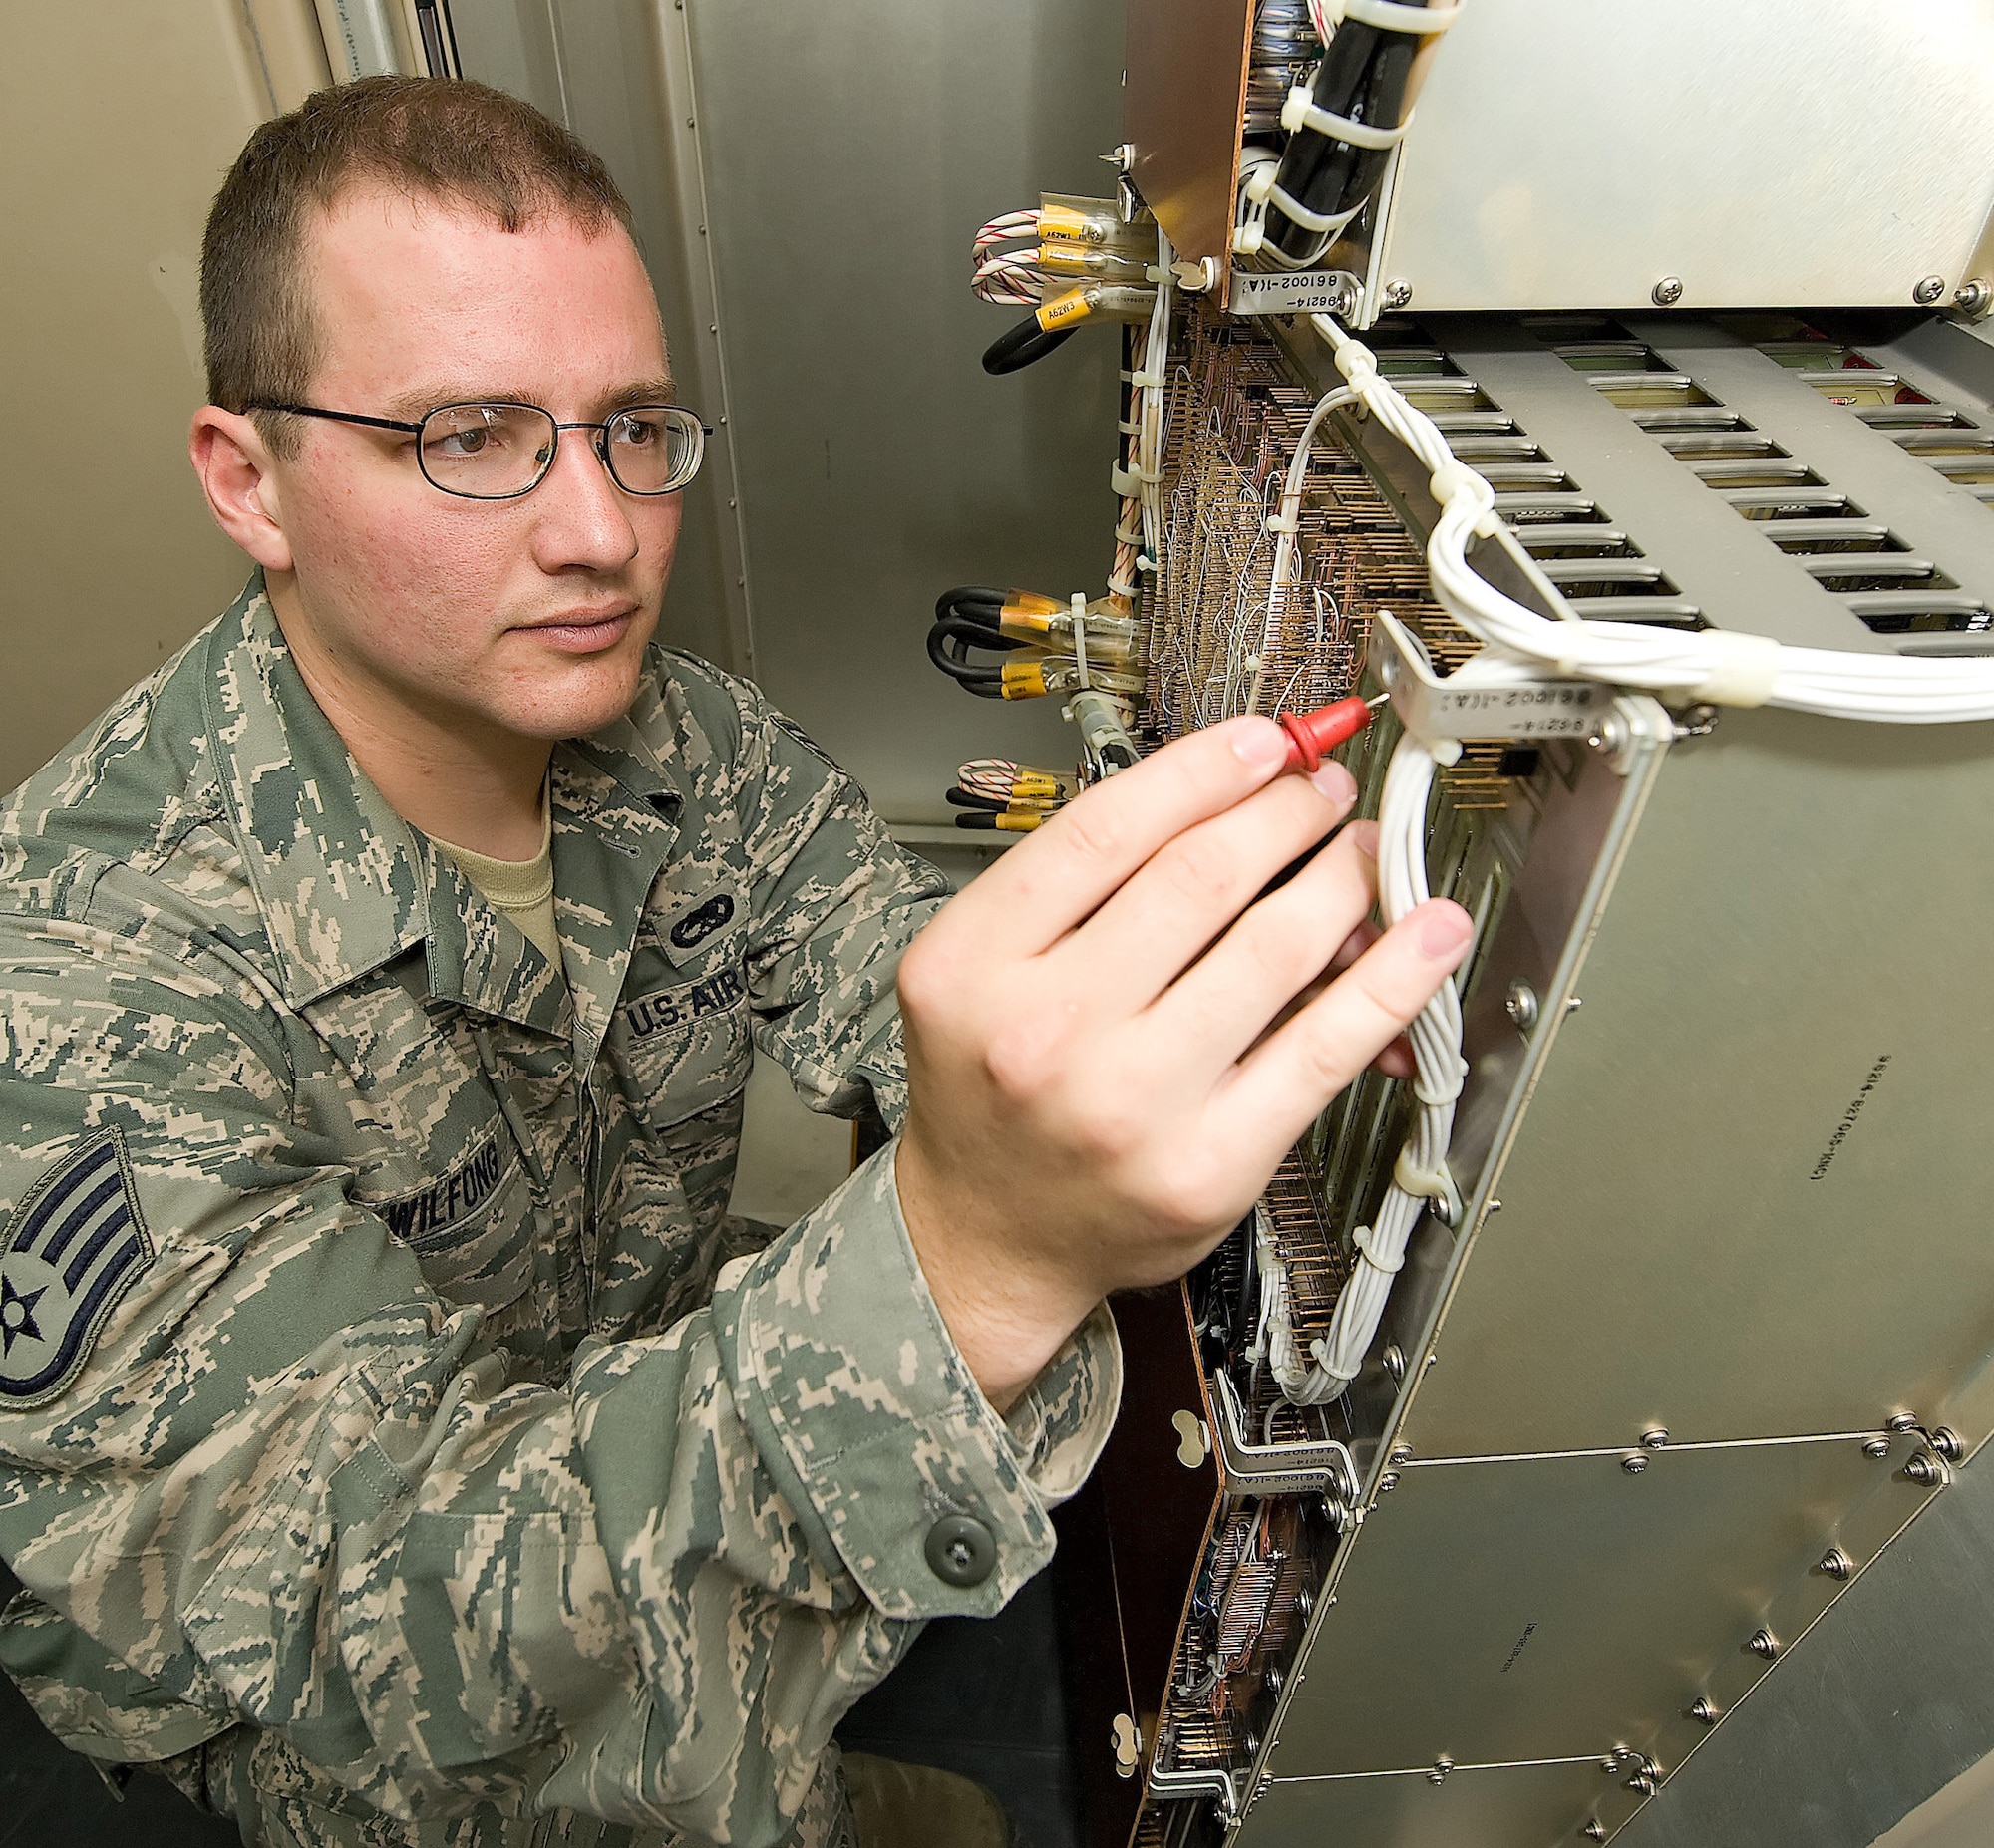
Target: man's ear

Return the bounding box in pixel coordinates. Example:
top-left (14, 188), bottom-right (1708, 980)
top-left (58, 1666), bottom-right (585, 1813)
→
top-left (188, 407), bottom-right (294, 573)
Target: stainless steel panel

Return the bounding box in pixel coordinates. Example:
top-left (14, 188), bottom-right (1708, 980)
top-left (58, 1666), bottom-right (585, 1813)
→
top-left (683, 0), bottom-right (1127, 820)
top-left (1435, 319), bottom-right (1889, 652)
top-left (1399, 705), bottom-right (1994, 1457)
top-left (1377, 1), bottom-right (1994, 317)
top-left (1124, 0), bottom-right (1252, 276)
top-left (1244, 1756), bottom-right (1617, 1848)
top-left (1626, 319), bottom-right (1994, 618)
top-left (1619, 1432), bottom-right (1994, 1848)
top-left (1254, 1437), bottom-right (1935, 1785)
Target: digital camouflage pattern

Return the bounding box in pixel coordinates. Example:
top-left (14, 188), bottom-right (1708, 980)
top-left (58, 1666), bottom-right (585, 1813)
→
top-left (0, 576), bottom-right (1122, 1847)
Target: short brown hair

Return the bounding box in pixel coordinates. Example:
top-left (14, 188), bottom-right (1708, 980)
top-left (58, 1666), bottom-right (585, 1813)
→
top-left (200, 76), bottom-right (635, 451)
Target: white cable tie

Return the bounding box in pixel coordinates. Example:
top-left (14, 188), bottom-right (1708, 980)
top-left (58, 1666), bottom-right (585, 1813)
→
top-left (1391, 1149), bottom-right (1451, 1202)
top-left (1428, 458), bottom-right (1492, 513)
top-left (1687, 629), bottom-right (1784, 708)
top-left (1280, 87), bottom-right (1415, 149)
top-left (1266, 511), bottom-right (1301, 536)
top-left (1128, 367), bottom-right (1165, 388)
top-left (1110, 462), bottom-right (1163, 496)
top-left (1351, 1223), bottom-right (1405, 1274)
top-left (1243, 164), bottom-right (1277, 206)
top-left (1424, 736), bottom-right (1464, 768)
top-left (1266, 183), bottom-right (1362, 239)
top-left (1332, 343), bottom-right (1379, 389)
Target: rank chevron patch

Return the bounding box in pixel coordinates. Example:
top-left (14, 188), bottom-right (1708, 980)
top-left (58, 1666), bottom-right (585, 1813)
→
top-left (0, 1128), bottom-right (154, 1407)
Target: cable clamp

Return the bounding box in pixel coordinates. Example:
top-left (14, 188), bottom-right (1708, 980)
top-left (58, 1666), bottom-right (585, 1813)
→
top-left (1686, 629), bottom-right (1783, 708)
top-left (1332, 343), bottom-right (1380, 389)
top-left (1281, 88), bottom-right (1416, 149)
top-left (1351, 1224), bottom-right (1404, 1274)
top-left (1265, 511), bottom-right (1301, 536)
top-left (1110, 462), bottom-right (1163, 496)
top-left (1128, 367), bottom-right (1165, 388)
top-left (1314, 0), bottom-right (1461, 32)
top-left (1428, 458), bottom-right (1493, 513)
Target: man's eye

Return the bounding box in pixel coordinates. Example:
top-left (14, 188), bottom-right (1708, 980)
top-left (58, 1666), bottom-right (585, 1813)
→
top-left (436, 426), bottom-right (490, 457)
top-left (614, 414), bottom-right (661, 449)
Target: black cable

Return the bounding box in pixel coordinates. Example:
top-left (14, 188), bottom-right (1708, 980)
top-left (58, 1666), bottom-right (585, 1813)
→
top-left (945, 787), bottom-right (1006, 811)
top-left (982, 312), bottom-right (1082, 376)
top-left (1265, 10), bottom-right (1424, 263)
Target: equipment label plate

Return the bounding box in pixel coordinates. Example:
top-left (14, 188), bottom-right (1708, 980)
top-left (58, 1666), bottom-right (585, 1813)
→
top-left (1227, 270), bottom-right (1359, 317)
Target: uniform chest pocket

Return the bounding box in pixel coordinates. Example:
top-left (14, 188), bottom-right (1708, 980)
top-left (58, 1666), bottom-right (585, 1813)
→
top-left (355, 1127), bottom-right (535, 1313)
top-left (618, 961), bottom-right (754, 1130)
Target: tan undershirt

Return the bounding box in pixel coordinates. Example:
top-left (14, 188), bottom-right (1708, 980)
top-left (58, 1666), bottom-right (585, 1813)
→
top-left (433, 792), bottom-right (560, 968)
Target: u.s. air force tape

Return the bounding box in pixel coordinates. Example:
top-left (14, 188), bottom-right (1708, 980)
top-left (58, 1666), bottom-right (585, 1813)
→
top-left (0, 1128), bottom-right (155, 1408)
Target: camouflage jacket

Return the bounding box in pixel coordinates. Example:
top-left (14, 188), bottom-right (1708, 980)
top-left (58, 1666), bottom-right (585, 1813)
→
top-left (0, 577), bottom-right (1121, 1846)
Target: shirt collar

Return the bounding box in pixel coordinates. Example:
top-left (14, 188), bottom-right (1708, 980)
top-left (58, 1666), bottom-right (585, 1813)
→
top-left (203, 573), bottom-right (687, 1045)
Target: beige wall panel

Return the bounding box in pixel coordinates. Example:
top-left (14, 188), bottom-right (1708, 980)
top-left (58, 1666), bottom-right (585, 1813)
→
top-left (0, 0), bottom-right (323, 791)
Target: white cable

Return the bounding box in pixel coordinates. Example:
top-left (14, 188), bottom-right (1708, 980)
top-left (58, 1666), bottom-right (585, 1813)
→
top-left (1261, 385), bottom-right (1356, 708)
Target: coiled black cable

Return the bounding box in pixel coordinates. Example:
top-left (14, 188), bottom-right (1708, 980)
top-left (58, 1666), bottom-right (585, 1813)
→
top-left (982, 313), bottom-right (1082, 376)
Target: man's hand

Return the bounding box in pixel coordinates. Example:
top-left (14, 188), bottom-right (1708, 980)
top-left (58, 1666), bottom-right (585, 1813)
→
top-left (894, 713), bottom-right (1475, 1409)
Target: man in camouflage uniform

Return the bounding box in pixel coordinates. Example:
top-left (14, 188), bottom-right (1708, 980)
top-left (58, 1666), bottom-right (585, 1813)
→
top-left (0, 76), bottom-right (1469, 1848)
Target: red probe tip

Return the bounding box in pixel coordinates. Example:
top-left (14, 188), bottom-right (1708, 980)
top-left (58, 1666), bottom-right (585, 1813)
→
top-left (1277, 697), bottom-right (1376, 773)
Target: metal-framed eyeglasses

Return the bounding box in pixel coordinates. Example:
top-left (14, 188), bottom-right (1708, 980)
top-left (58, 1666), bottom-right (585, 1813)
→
top-left (247, 399), bottom-right (709, 500)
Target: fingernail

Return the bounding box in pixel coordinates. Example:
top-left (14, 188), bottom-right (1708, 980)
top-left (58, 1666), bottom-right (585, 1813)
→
top-left (1343, 819), bottom-right (1380, 859)
top-left (1417, 905), bottom-right (1474, 959)
top-left (1308, 761), bottom-right (1356, 804)
top-left (1231, 719), bottom-right (1288, 770)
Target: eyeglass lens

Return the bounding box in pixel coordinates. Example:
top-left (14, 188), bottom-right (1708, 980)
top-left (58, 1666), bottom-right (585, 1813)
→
top-left (417, 403), bottom-right (703, 499)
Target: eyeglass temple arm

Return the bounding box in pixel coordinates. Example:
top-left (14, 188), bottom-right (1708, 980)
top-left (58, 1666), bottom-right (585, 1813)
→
top-left (250, 404), bottom-right (425, 435)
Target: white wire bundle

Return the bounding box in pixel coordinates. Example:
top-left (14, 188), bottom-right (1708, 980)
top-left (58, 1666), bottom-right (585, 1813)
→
top-left (1112, 228), bottom-right (1174, 599)
top-left (1309, 311), bottom-right (1994, 725)
top-left (1263, 734), bottom-right (1466, 1404)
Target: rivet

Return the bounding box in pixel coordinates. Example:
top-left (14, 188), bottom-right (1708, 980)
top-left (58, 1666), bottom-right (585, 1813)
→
top-left (1914, 274), bottom-right (1948, 305)
top-left (1652, 276), bottom-right (1684, 306)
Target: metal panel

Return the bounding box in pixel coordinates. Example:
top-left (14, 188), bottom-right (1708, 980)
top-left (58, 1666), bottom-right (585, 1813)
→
top-left (1124, 0), bottom-right (1252, 277)
top-left (1619, 1432), bottom-right (1994, 1848)
top-left (1255, 1437), bottom-right (1936, 1787)
top-left (1626, 319), bottom-right (1994, 616)
top-left (1398, 705), bottom-right (1994, 1460)
top-left (682, 0), bottom-right (1127, 821)
top-left (1378, 0), bottom-right (1994, 317)
top-left (1436, 319), bottom-right (1890, 652)
top-left (1244, 1756), bottom-right (1614, 1848)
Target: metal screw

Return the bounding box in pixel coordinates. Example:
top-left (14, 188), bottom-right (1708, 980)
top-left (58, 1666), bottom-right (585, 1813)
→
top-left (1383, 277), bottom-right (1414, 310)
top-left (1378, 1471), bottom-right (1400, 1493)
top-left (1243, 1729), bottom-right (1259, 1755)
top-left (1652, 276), bottom-right (1684, 306)
top-left (1584, 1825), bottom-right (1607, 1842)
top-left (1955, 280), bottom-right (1991, 316)
top-left (1914, 275), bottom-right (1948, 306)
top-left (1382, 1343), bottom-right (1407, 1385)
top-left (1505, 980), bottom-right (1539, 1030)
top-left (1621, 1453), bottom-right (1648, 1475)
top-left (1566, 996), bottom-right (1583, 1014)
top-left (1599, 1757), bottom-right (1619, 1774)
top-left (1612, 1747), bottom-right (1634, 1761)
top-left (1906, 1450), bottom-right (1943, 1487)
top-left (1641, 1427), bottom-right (1669, 1449)
top-left (1932, 1426), bottom-right (1965, 1462)
top-left (1105, 143), bottom-right (1136, 172)
top-left (1265, 1665), bottom-right (1284, 1694)
top-left (1296, 1587), bottom-right (1314, 1618)
top-left (1819, 1547), bottom-right (1853, 1581)
top-left (1428, 1755), bottom-right (1454, 1784)
top-left (1863, 1436), bottom-right (1893, 1459)
top-left (1748, 1628), bottom-right (1779, 1660)
top-left (1627, 1774), bottom-right (1656, 1795)
top-left (1886, 1412), bottom-right (1919, 1433)
top-left (1691, 1696), bottom-right (1719, 1724)
top-left (1389, 1443), bottom-right (1414, 1466)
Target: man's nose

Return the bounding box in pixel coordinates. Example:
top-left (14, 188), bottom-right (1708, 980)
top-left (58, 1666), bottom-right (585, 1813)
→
top-left (529, 424), bottom-right (642, 572)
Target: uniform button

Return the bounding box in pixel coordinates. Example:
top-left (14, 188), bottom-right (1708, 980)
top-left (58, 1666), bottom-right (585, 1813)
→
top-left (924, 1513), bottom-right (996, 1588)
